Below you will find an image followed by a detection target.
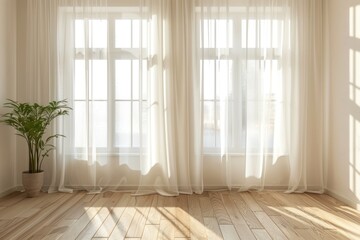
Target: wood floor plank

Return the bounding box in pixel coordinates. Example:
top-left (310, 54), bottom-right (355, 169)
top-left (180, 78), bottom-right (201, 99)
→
top-left (276, 193), bottom-right (336, 230)
top-left (203, 217), bottom-right (223, 240)
top-left (0, 191), bottom-right (26, 208)
top-left (199, 196), bottom-right (214, 217)
top-left (146, 194), bottom-right (161, 225)
top-left (174, 195), bottom-right (190, 238)
top-left (0, 192), bottom-right (49, 219)
top-left (252, 229), bottom-right (272, 240)
top-left (58, 193), bottom-right (108, 240)
top-left (324, 230), bottom-right (352, 240)
top-left (158, 195), bottom-right (176, 221)
top-left (270, 215), bottom-right (304, 240)
top-left (307, 193), bottom-right (360, 223)
top-left (209, 192), bottom-right (232, 225)
top-left (294, 228), bottom-right (339, 240)
top-left (63, 193), bottom-right (98, 220)
top-left (94, 193), bottom-right (131, 238)
top-left (230, 192), bottom-right (263, 229)
top-left (163, 196), bottom-right (177, 220)
top-left (141, 224), bottom-right (159, 240)
top-left (254, 211), bottom-right (288, 240)
top-left (220, 225), bottom-right (240, 240)
top-left (250, 192), bottom-right (282, 216)
top-left (222, 193), bottom-right (256, 240)
top-left (295, 194), bottom-right (360, 239)
top-left (41, 219), bottom-right (77, 240)
top-left (126, 195), bottom-right (154, 238)
top-left (302, 204), bottom-right (355, 231)
top-left (240, 192), bottom-right (263, 212)
top-left (108, 196), bottom-right (137, 240)
top-left (188, 194), bottom-right (207, 239)
top-left (271, 192), bottom-right (319, 229)
top-left (0, 190), bottom-right (359, 240)
top-left (77, 192), bottom-right (122, 240)
top-left (0, 192), bottom-right (78, 239)
top-left (21, 192), bottom-right (65, 219)
top-left (158, 219), bottom-right (175, 240)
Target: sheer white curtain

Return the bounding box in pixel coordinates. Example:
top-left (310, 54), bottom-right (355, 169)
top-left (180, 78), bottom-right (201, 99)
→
top-left (196, 0), bottom-right (324, 192)
top-left (55, 0), bottom-right (202, 195)
top-left (24, 0), bottom-right (324, 195)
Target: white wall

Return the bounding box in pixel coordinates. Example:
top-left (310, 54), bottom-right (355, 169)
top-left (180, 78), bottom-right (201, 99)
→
top-left (0, 0), bottom-right (17, 196)
top-left (327, 0), bottom-right (360, 209)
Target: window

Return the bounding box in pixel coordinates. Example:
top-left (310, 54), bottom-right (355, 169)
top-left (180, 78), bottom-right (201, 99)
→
top-left (72, 6), bottom-right (287, 155)
top-left (199, 9), bottom-right (285, 153)
top-left (73, 12), bottom-right (148, 153)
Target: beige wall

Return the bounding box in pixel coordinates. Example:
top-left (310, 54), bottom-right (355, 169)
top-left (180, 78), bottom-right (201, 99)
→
top-left (327, 0), bottom-right (360, 209)
top-left (16, 0), bottom-right (27, 186)
top-left (0, 0), bottom-right (17, 196)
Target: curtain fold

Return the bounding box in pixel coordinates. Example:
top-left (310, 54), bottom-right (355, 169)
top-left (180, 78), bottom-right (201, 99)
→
top-left (22, 0), bottom-right (325, 195)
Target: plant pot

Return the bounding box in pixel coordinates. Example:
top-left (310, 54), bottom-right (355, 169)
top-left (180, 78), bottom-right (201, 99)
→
top-left (22, 171), bottom-right (44, 197)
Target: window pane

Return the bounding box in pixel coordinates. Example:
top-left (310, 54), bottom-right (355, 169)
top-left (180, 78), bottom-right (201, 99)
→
top-left (132, 20), bottom-right (140, 48)
top-left (75, 60), bottom-right (85, 100)
top-left (133, 60), bottom-right (148, 100)
top-left (115, 19), bottom-right (131, 48)
top-left (74, 101), bottom-right (86, 148)
top-left (216, 60), bottom-right (233, 100)
top-left (75, 20), bottom-right (84, 48)
top-left (242, 20), bottom-right (282, 48)
top-left (142, 101), bottom-right (148, 148)
top-left (246, 101), bottom-right (259, 149)
top-left (202, 60), bottom-right (215, 100)
top-left (203, 101), bottom-right (215, 148)
top-left (216, 20), bottom-right (233, 48)
top-left (201, 19), bottom-right (232, 48)
top-left (263, 60), bottom-right (282, 99)
top-left (115, 60), bottom-right (131, 100)
top-left (216, 101), bottom-right (221, 147)
top-left (133, 101), bottom-right (140, 147)
top-left (142, 20), bottom-right (148, 48)
top-left (245, 60), bottom-right (258, 101)
top-left (89, 20), bottom-right (107, 48)
top-left (90, 60), bottom-right (107, 100)
top-left (115, 101), bottom-right (131, 147)
top-left (142, 60), bottom-right (148, 99)
top-left (93, 101), bottom-right (107, 147)
top-left (133, 60), bottom-right (139, 100)
top-left (201, 20), bottom-right (215, 48)
top-left (242, 20), bottom-right (256, 48)
top-left (246, 60), bottom-right (282, 101)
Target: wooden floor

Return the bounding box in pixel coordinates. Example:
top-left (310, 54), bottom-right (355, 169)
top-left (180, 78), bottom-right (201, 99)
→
top-left (0, 191), bottom-right (359, 240)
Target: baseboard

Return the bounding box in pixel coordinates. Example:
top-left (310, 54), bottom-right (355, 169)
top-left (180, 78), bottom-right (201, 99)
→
top-left (325, 188), bottom-right (360, 211)
top-left (0, 186), bottom-right (21, 198)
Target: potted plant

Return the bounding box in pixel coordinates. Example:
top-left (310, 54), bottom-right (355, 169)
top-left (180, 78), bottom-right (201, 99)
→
top-left (0, 99), bottom-right (71, 197)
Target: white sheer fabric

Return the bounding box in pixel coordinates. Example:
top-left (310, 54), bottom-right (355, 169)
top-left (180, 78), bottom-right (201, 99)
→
top-left (197, 0), bottom-right (324, 193)
top-left (23, 0), bottom-right (324, 195)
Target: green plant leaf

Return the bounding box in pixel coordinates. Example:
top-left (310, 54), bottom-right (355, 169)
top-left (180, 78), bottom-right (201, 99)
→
top-left (0, 99), bottom-right (71, 173)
